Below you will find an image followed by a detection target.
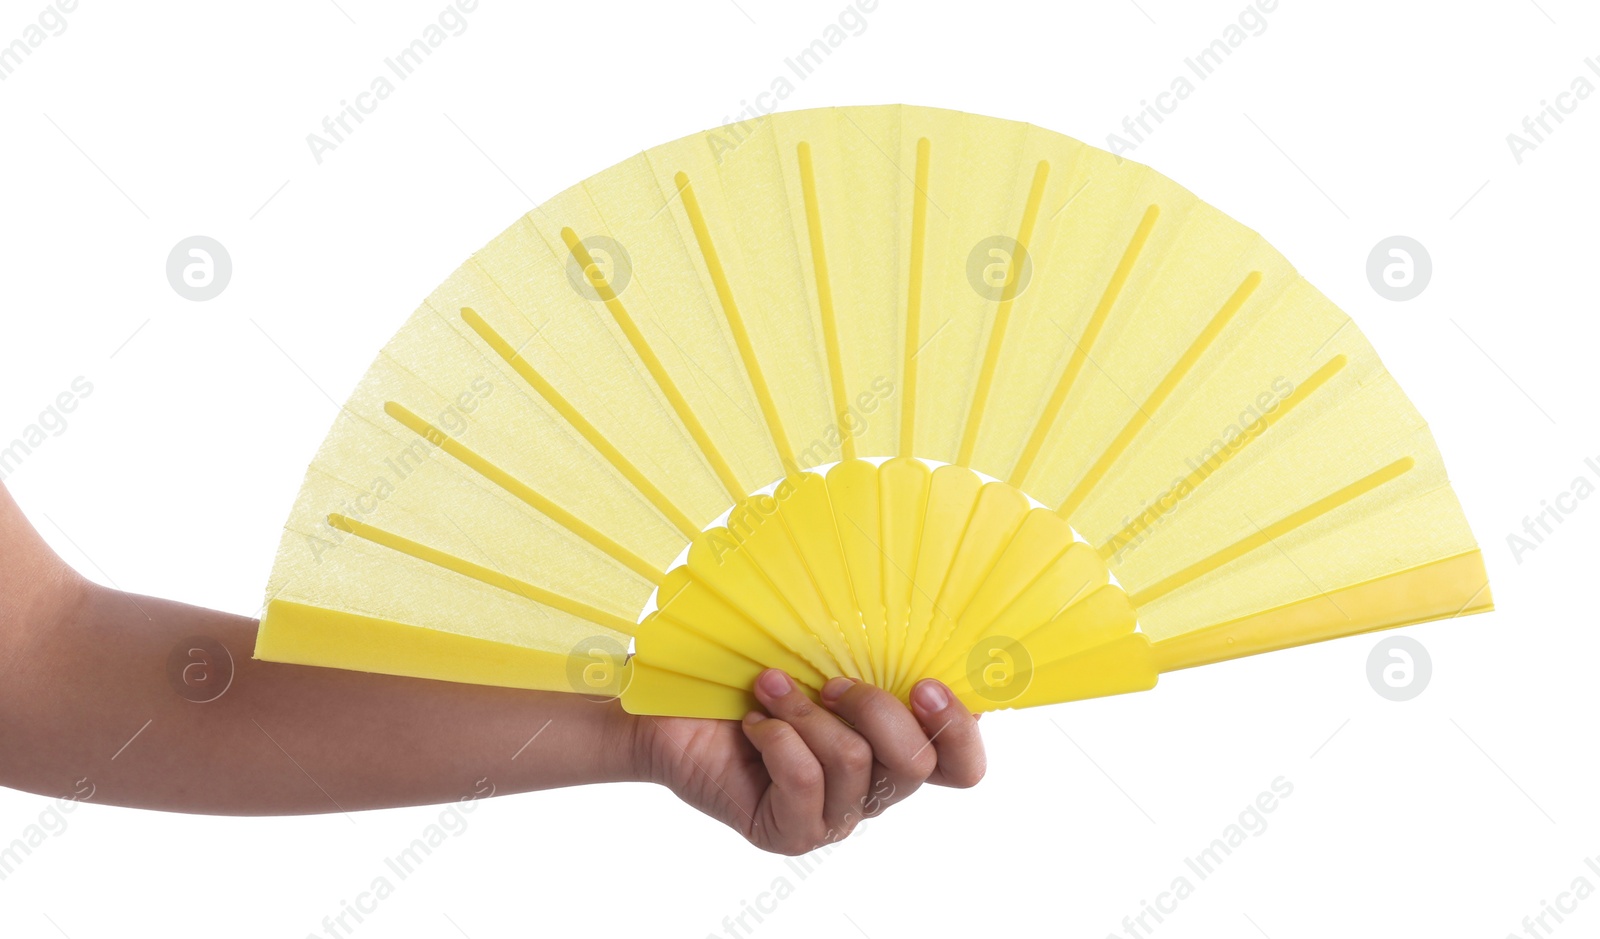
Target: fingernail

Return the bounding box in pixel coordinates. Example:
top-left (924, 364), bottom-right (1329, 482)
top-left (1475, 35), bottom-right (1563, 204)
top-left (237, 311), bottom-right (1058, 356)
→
top-left (913, 680), bottom-right (949, 713)
top-left (757, 669), bottom-right (793, 698)
top-left (821, 676), bottom-right (854, 704)
top-left (743, 710), bottom-right (767, 725)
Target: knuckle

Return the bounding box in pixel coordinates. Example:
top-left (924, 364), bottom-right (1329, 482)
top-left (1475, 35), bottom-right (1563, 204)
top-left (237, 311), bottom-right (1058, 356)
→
top-left (951, 757), bottom-right (988, 789)
top-left (788, 760), bottom-right (825, 791)
top-left (857, 683), bottom-right (900, 713)
top-left (909, 749), bottom-right (939, 780)
top-left (841, 688), bottom-right (897, 731)
top-left (783, 696), bottom-right (819, 721)
top-left (862, 778), bottom-right (898, 817)
top-left (839, 739), bottom-right (874, 775)
top-left (835, 679), bottom-right (877, 709)
top-left (752, 717), bottom-right (791, 744)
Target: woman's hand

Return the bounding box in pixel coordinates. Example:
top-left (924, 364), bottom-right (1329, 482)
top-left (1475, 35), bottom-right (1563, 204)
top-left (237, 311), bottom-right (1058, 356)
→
top-left (632, 669), bottom-right (986, 855)
top-left (4, 476), bottom-right (981, 832)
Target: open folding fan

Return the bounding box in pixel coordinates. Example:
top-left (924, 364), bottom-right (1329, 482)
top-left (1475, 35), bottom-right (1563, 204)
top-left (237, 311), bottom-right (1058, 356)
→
top-left (255, 104), bottom-right (1492, 719)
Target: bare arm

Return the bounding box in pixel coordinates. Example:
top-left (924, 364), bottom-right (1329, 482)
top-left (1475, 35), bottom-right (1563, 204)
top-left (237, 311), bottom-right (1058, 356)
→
top-left (0, 480), bottom-right (984, 852)
top-left (0, 481), bottom-right (641, 814)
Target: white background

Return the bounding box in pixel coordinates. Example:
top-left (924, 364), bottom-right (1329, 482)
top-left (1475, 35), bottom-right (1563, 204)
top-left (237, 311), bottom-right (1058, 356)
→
top-left (0, 1), bottom-right (1595, 936)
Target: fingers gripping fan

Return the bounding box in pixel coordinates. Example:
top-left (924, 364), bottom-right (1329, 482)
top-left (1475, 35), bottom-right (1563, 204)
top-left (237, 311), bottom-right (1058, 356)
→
top-left (255, 105), bottom-right (1492, 719)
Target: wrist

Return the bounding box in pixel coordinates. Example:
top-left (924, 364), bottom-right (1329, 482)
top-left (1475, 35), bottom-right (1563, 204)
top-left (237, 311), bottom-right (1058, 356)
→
top-left (599, 697), bottom-right (657, 785)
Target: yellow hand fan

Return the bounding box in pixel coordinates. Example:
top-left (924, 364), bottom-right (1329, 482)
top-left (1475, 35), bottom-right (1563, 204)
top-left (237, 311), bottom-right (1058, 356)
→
top-left (254, 104), bottom-right (1492, 719)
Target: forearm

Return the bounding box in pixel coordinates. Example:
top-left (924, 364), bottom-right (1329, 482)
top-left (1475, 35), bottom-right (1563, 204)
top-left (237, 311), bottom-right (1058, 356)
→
top-left (0, 482), bottom-right (988, 851)
top-left (1, 572), bottom-right (649, 815)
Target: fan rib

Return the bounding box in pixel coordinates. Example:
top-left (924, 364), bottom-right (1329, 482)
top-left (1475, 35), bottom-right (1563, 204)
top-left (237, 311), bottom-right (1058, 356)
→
top-left (644, 610), bottom-right (772, 683)
top-left (1008, 204), bottom-right (1161, 488)
top-left (772, 513), bottom-right (867, 681)
top-left (903, 487), bottom-right (1033, 686)
top-left (559, 228), bottom-right (748, 501)
top-left (899, 472), bottom-right (989, 682)
top-left (764, 486), bottom-right (870, 675)
top-left (956, 160), bottom-right (1052, 466)
top-left (878, 458), bottom-right (931, 690)
top-left (826, 461), bottom-right (891, 681)
top-left (726, 491), bottom-right (862, 678)
top-left (912, 537), bottom-right (1104, 686)
top-left (1148, 549), bottom-right (1491, 672)
top-left (1097, 354), bottom-right (1349, 560)
top-left (460, 308), bottom-right (701, 540)
top-left (796, 141), bottom-right (855, 462)
top-left (1004, 545), bottom-right (1104, 633)
top-left (1057, 271), bottom-right (1263, 520)
top-left (690, 536), bottom-right (850, 678)
top-left (381, 401), bottom-right (664, 584)
top-left (674, 172), bottom-right (800, 475)
top-left (1126, 456), bottom-right (1416, 607)
top-left (899, 137), bottom-right (932, 457)
top-left (326, 513), bottom-right (638, 634)
top-left (657, 584), bottom-right (831, 688)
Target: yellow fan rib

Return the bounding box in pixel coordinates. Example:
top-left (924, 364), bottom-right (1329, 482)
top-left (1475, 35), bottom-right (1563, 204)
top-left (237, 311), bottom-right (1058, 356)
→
top-left (1009, 204), bottom-right (1160, 488)
top-left (459, 306), bottom-right (701, 540)
top-left (1150, 549), bottom-right (1492, 672)
top-left (381, 401), bottom-right (662, 584)
top-left (258, 600), bottom-right (601, 693)
top-left (327, 512), bottom-right (638, 634)
top-left (674, 172), bottom-right (799, 474)
top-left (1126, 456), bottom-right (1416, 607)
top-left (560, 227), bottom-right (748, 500)
top-left (1097, 354), bottom-right (1349, 560)
top-left (796, 141), bottom-right (855, 461)
top-left (899, 136), bottom-right (931, 456)
top-left (956, 159), bottom-right (1051, 465)
top-left (1058, 271), bottom-right (1263, 519)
